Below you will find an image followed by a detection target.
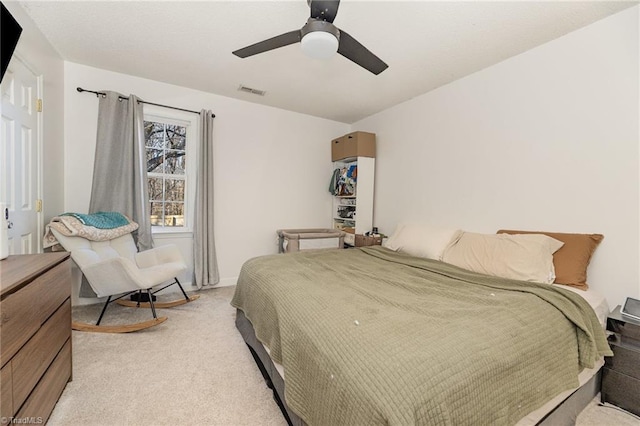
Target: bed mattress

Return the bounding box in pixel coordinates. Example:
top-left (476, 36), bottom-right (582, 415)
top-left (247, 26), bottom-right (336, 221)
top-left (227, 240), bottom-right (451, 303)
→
top-left (232, 246), bottom-right (611, 425)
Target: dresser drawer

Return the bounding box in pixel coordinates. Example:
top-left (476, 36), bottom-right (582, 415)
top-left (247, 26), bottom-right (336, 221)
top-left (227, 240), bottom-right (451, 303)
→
top-left (11, 299), bottom-right (71, 410)
top-left (607, 310), bottom-right (640, 345)
top-left (0, 362), bottom-right (12, 418)
top-left (36, 259), bottom-right (71, 324)
top-left (605, 341), bottom-right (640, 380)
top-left (0, 281), bottom-right (41, 366)
top-left (0, 259), bottom-right (71, 365)
top-left (601, 367), bottom-right (640, 416)
top-left (16, 339), bottom-right (71, 424)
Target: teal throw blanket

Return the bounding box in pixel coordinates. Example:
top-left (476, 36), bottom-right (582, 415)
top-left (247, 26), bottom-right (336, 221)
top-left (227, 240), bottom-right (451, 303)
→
top-left (61, 212), bottom-right (130, 229)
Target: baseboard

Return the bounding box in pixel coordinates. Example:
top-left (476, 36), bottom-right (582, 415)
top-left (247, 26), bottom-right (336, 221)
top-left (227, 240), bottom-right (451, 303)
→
top-left (217, 277), bottom-right (238, 287)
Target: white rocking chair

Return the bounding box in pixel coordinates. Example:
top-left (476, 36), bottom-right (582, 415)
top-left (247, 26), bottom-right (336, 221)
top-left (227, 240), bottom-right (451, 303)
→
top-left (50, 228), bottom-right (199, 333)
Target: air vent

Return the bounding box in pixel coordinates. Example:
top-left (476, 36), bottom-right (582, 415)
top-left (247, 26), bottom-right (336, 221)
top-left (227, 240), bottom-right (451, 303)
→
top-left (237, 85), bottom-right (266, 96)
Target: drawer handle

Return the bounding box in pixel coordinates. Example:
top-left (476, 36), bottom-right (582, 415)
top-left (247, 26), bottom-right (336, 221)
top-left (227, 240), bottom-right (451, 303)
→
top-left (1, 312), bottom-right (9, 324)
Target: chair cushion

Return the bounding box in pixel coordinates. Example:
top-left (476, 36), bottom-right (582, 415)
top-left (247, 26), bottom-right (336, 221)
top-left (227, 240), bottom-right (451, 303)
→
top-left (51, 229), bottom-right (137, 269)
top-left (139, 262), bottom-right (186, 288)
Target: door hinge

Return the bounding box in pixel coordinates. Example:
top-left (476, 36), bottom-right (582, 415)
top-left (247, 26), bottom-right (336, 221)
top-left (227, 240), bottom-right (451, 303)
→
top-left (36, 98), bottom-right (43, 112)
top-left (36, 199), bottom-right (42, 212)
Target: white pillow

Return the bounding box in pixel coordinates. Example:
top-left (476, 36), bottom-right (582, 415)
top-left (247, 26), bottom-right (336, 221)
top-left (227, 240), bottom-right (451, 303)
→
top-left (441, 232), bottom-right (564, 284)
top-left (383, 223), bottom-right (463, 260)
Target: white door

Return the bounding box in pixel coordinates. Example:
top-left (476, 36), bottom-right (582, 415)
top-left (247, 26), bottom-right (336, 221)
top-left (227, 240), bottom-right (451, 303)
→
top-left (0, 56), bottom-right (42, 254)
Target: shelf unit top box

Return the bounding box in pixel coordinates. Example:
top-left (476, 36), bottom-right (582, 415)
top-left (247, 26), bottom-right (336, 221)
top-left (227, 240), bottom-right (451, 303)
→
top-left (331, 131), bottom-right (376, 162)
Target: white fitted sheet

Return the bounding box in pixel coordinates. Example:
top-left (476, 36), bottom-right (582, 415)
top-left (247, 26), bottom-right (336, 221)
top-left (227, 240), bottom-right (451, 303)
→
top-left (553, 284), bottom-right (610, 328)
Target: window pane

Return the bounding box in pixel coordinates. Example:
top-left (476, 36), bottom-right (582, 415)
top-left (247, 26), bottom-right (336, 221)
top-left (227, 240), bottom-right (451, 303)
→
top-left (165, 124), bottom-right (186, 150)
top-left (164, 203), bottom-right (184, 227)
top-left (165, 178), bottom-right (185, 202)
top-left (144, 121), bottom-right (166, 149)
top-left (150, 202), bottom-right (164, 226)
top-left (165, 150), bottom-right (185, 175)
top-left (148, 177), bottom-right (164, 201)
top-left (146, 148), bottom-right (164, 173)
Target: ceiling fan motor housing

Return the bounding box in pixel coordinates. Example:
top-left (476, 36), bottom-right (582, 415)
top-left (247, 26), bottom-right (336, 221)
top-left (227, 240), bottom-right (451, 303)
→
top-left (301, 19), bottom-right (340, 59)
top-left (301, 19), bottom-right (340, 39)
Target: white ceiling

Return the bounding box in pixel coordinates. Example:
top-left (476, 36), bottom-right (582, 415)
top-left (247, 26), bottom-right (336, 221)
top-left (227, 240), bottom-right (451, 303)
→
top-left (18, 0), bottom-right (637, 124)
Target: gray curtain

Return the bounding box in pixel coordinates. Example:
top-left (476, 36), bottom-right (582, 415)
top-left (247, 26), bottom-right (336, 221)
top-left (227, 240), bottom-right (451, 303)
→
top-left (193, 110), bottom-right (219, 289)
top-left (89, 91), bottom-right (153, 251)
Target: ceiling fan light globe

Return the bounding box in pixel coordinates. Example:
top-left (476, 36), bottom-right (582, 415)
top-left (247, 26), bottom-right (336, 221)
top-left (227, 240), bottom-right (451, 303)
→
top-left (301, 31), bottom-right (338, 60)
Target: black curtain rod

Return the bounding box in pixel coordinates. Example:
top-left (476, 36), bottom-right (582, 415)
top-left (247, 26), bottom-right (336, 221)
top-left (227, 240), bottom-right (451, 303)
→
top-left (76, 87), bottom-right (215, 118)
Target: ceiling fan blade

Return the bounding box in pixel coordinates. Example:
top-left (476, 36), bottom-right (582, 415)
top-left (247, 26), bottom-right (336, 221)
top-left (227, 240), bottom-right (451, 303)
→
top-left (309, 0), bottom-right (340, 23)
top-left (337, 30), bottom-right (388, 75)
top-left (233, 30), bottom-right (302, 58)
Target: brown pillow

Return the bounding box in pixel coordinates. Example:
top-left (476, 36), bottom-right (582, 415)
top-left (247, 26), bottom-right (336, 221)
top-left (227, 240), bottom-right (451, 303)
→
top-left (497, 230), bottom-right (604, 290)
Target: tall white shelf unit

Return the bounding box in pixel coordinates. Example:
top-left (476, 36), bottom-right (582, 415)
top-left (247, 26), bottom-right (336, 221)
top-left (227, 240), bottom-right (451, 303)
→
top-left (330, 131), bottom-right (376, 246)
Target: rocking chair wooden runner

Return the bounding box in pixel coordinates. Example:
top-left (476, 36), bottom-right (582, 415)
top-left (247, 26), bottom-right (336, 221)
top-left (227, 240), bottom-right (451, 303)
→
top-left (50, 228), bottom-right (199, 333)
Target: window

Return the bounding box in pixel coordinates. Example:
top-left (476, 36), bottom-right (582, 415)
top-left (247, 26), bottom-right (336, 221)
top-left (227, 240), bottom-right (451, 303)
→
top-left (143, 108), bottom-right (197, 232)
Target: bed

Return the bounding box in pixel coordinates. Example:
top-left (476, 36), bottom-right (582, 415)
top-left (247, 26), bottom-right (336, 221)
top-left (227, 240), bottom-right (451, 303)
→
top-left (231, 230), bottom-right (611, 426)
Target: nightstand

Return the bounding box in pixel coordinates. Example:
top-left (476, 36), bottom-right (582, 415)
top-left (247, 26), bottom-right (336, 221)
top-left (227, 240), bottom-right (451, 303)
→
top-left (601, 305), bottom-right (640, 416)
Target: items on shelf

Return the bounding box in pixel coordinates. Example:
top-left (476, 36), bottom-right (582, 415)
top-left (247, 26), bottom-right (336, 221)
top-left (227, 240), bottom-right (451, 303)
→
top-left (337, 205), bottom-right (356, 219)
top-left (365, 227), bottom-right (385, 238)
top-left (329, 164), bottom-right (357, 196)
top-left (334, 221), bottom-right (355, 232)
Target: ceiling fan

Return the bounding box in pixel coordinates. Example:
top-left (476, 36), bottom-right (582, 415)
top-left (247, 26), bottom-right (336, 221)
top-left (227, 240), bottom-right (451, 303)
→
top-left (232, 0), bottom-right (388, 75)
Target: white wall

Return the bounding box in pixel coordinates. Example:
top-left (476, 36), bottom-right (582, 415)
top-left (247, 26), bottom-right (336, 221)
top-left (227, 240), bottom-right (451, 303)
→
top-left (3, 2), bottom-right (65, 225)
top-left (352, 6), bottom-right (639, 309)
top-left (64, 63), bottom-right (349, 303)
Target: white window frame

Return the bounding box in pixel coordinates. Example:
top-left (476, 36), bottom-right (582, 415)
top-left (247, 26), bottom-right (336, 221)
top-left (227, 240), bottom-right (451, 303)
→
top-left (143, 105), bottom-right (198, 234)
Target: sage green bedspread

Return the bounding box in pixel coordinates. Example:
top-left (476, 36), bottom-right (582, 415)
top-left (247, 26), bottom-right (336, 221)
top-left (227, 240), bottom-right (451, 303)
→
top-left (231, 246), bottom-right (611, 426)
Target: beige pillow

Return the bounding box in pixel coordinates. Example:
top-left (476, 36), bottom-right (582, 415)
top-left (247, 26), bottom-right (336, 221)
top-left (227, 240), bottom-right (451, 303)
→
top-left (383, 223), bottom-right (462, 260)
top-left (442, 232), bottom-right (564, 283)
top-left (497, 230), bottom-right (604, 290)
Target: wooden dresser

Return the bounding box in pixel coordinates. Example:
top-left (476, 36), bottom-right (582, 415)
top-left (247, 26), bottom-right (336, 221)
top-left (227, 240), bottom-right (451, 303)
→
top-left (1, 253), bottom-right (72, 424)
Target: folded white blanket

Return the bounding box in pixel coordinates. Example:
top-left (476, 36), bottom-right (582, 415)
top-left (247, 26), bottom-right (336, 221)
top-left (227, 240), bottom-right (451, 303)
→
top-left (43, 215), bottom-right (139, 249)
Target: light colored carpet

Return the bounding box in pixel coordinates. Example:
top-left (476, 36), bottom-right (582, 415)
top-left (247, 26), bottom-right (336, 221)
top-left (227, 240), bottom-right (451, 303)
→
top-left (49, 286), bottom-right (639, 426)
top-left (49, 286), bottom-right (286, 426)
top-left (577, 401), bottom-right (640, 426)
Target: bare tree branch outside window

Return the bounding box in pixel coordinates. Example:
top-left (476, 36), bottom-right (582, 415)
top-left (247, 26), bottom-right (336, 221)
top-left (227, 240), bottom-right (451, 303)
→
top-left (144, 120), bottom-right (187, 227)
